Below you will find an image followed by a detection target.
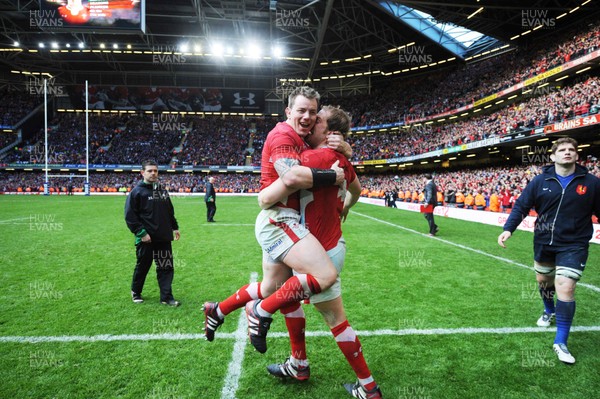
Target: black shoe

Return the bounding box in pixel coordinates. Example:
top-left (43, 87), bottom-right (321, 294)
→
top-left (131, 291), bottom-right (144, 303)
top-left (343, 381), bottom-right (383, 399)
top-left (245, 299), bottom-right (272, 353)
top-left (434, 226), bottom-right (439, 234)
top-left (267, 357), bottom-right (310, 381)
top-left (202, 301), bottom-right (224, 342)
top-left (161, 299), bottom-right (181, 307)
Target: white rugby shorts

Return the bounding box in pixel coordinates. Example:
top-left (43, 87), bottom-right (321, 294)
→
top-left (255, 207), bottom-right (310, 262)
top-left (307, 238), bottom-right (346, 304)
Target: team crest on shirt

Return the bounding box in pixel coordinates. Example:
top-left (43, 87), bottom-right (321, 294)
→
top-left (576, 185), bottom-right (587, 195)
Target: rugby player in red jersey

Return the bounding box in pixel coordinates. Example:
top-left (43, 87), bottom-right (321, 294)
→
top-left (202, 87), bottom-right (350, 354)
top-left (258, 105), bottom-right (383, 399)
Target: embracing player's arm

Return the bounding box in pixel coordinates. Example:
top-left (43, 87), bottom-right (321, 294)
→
top-left (259, 159), bottom-right (344, 209)
top-left (326, 134), bottom-right (352, 159)
top-left (274, 157), bottom-right (345, 190)
top-left (258, 178), bottom-right (294, 209)
top-left (341, 177), bottom-right (361, 222)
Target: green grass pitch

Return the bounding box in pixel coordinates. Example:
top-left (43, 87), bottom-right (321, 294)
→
top-left (0, 195), bottom-right (599, 399)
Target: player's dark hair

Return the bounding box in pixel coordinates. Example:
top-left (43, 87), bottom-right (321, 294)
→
top-left (550, 137), bottom-right (578, 154)
top-left (424, 173), bottom-right (433, 180)
top-left (142, 160), bottom-right (158, 170)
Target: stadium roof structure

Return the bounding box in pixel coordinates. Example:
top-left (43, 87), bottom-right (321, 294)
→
top-left (0, 0), bottom-right (598, 97)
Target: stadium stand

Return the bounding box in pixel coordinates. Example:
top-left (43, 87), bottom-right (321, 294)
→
top-left (346, 74), bottom-right (600, 161)
top-left (0, 87), bottom-right (42, 128)
top-left (322, 17), bottom-right (600, 126)
top-left (0, 171), bottom-right (260, 194)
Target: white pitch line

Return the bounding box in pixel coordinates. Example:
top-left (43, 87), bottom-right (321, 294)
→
top-left (0, 217), bottom-right (30, 224)
top-left (203, 224), bottom-right (255, 227)
top-left (2, 325), bottom-right (600, 344)
top-left (352, 211), bottom-right (600, 294)
top-left (221, 271), bottom-right (258, 399)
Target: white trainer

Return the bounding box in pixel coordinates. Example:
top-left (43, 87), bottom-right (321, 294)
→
top-left (536, 312), bottom-right (555, 327)
top-left (553, 343), bottom-right (576, 364)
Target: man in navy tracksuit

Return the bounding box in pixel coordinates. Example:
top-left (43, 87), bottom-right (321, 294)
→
top-left (125, 160), bottom-right (181, 306)
top-left (498, 137), bottom-right (600, 364)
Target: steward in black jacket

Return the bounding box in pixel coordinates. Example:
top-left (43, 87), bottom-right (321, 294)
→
top-left (124, 161), bottom-right (181, 306)
top-left (125, 181), bottom-right (179, 244)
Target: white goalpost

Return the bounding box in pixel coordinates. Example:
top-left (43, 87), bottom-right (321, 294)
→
top-left (43, 79), bottom-right (90, 195)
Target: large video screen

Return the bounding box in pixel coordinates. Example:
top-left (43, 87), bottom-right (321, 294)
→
top-left (39, 0), bottom-right (145, 32)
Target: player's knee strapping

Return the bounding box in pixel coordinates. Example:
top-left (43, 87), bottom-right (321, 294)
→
top-left (556, 266), bottom-right (582, 281)
top-left (534, 264), bottom-right (556, 277)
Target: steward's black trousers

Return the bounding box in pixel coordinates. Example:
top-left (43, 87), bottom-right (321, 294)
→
top-left (206, 202), bottom-right (216, 222)
top-left (131, 241), bottom-right (174, 302)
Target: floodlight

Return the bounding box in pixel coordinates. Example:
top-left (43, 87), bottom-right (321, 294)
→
top-left (211, 43), bottom-right (224, 56)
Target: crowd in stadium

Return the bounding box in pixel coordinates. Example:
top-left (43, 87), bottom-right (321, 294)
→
top-left (3, 113), bottom-right (129, 164)
top-left (173, 116), bottom-right (277, 166)
top-left (347, 75), bottom-right (600, 161)
top-left (0, 133), bottom-right (18, 149)
top-left (0, 170), bottom-right (260, 194)
top-left (360, 156), bottom-right (600, 211)
top-left (2, 157), bottom-right (599, 212)
top-left (1, 113), bottom-right (276, 167)
top-left (3, 71), bottom-right (597, 166)
top-left (324, 17), bottom-right (600, 127)
top-left (1, 16), bottom-right (600, 207)
top-left (0, 87), bottom-right (42, 127)
top-left (1, 17), bottom-right (599, 168)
